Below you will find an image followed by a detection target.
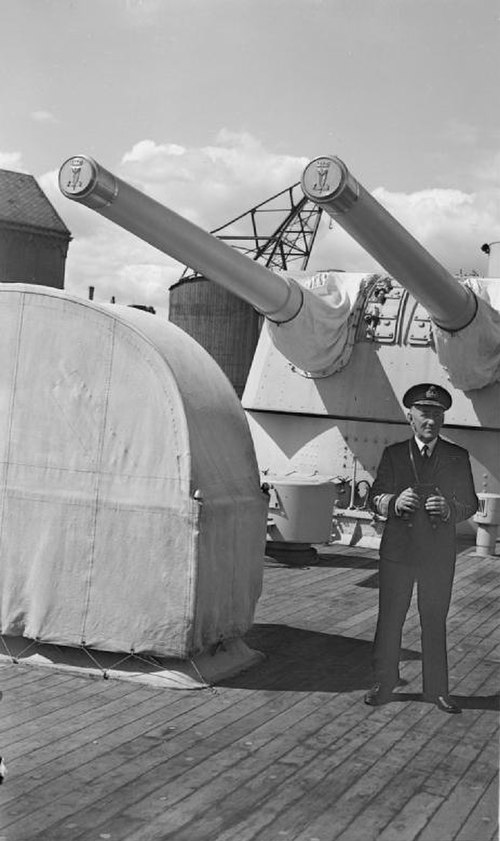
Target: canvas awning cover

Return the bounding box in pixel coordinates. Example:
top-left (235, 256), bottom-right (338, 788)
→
top-left (0, 285), bottom-right (267, 658)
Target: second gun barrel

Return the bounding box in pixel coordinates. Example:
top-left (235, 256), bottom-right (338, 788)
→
top-left (301, 155), bottom-right (477, 332)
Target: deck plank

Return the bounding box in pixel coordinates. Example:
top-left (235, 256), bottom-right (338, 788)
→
top-left (248, 702), bottom-right (470, 840)
top-left (0, 686), bottom-right (266, 833)
top-left (20, 694), bottom-right (329, 840)
top-left (0, 541), bottom-right (497, 841)
top-left (456, 776), bottom-right (500, 841)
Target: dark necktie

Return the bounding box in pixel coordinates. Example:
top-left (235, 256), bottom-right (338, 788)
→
top-left (422, 445), bottom-right (429, 459)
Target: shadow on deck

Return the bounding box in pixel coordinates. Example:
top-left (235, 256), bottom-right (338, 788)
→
top-left (223, 622), bottom-right (416, 692)
top-left (224, 623), bottom-right (500, 712)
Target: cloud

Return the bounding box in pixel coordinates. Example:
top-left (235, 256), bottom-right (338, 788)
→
top-left (122, 140), bottom-right (186, 162)
top-left (0, 150), bottom-right (26, 172)
top-left (119, 132), bottom-right (308, 228)
top-left (31, 110), bottom-right (58, 124)
top-left (38, 133), bottom-right (500, 309)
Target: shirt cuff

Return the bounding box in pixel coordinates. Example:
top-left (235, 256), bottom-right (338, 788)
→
top-left (373, 493), bottom-right (396, 518)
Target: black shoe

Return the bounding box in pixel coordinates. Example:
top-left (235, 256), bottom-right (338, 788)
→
top-left (364, 683), bottom-right (393, 706)
top-left (434, 695), bottom-right (462, 714)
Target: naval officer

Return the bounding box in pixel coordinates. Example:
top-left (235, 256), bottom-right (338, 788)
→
top-left (365, 383), bottom-right (478, 713)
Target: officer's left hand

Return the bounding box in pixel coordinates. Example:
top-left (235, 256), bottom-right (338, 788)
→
top-left (424, 495), bottom-right (450, 521)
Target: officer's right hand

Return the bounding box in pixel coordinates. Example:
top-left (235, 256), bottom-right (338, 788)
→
top-left (395, 487), bottom-right (420, 515)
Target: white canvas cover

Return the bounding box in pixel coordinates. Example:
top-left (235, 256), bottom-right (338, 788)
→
top-left (0, 285), bottom-right (267, 659)
top-left (433, 278), bottom-right (500, 391)
top-left (267, 271), bottom-right (368, 377)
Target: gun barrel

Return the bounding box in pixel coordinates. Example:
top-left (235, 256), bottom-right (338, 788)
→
top-left (58, 156), bottom-right (303, 323)
top-left (301, 156), bottom-right (477, 331)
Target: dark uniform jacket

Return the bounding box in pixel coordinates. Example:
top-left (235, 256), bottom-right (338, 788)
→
top-left (369, 437), bottom-right (478, 565)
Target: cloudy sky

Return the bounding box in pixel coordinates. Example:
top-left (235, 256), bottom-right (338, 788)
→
top-left (1, 0), bottom-right (499, 312)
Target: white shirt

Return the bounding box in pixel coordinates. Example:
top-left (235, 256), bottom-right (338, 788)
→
top-left (414, 436), bottom-right (439, 456)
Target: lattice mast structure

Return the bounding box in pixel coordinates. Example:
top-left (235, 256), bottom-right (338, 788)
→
top-left (177, 182), bottom-right (323, 282)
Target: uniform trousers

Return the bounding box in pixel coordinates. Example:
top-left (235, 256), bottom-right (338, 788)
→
top-left (373, 556), bottom-right (456, 699)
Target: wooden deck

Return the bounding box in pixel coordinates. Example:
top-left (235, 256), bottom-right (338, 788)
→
top-left (0, 540), bottom-right (498, 841)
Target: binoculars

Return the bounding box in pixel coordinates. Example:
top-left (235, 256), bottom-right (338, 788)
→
top-left (413, 483), bottom-right (440, 501)
top-left (403, 484), bottom-right (442, 528)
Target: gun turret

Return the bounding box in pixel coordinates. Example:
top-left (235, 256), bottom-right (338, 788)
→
top-left (56, 153), bottom-right (500, 551)
top-left (301, 155), bottom-right (477, 332)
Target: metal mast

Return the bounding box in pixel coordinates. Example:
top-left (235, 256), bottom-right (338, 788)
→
top-left (178, 182), bottom-right (323, 281)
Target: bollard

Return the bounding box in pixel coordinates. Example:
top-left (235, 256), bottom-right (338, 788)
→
top-left (473, 493), bottom-right (500, 556)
